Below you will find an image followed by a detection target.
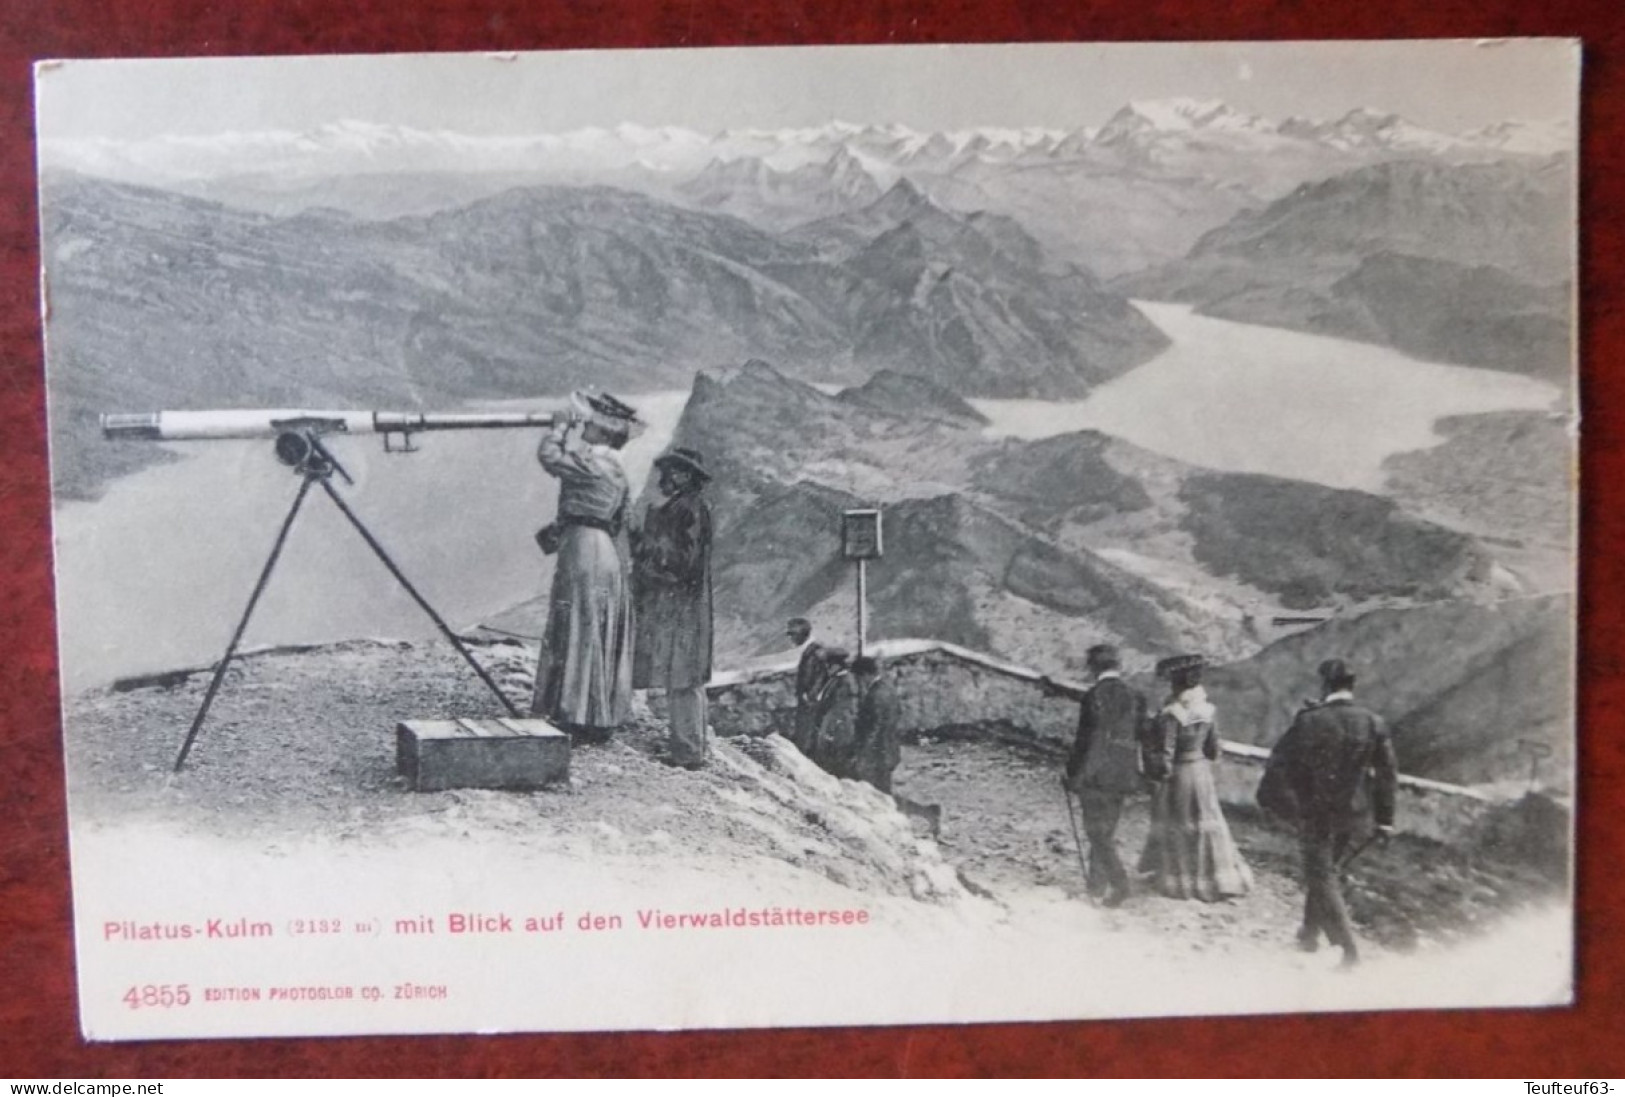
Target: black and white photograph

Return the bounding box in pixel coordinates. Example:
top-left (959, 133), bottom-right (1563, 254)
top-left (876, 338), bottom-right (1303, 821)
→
top-left (36, 41), bottom-right (1578, 1039)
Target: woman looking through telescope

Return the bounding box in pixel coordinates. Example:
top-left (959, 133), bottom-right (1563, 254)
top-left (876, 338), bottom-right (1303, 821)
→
top-left (531, 391), bottom-right (643, 744)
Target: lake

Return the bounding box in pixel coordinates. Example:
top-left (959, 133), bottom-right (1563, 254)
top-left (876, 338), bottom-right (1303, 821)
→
top-left (973, 302), bottom-right (1562, 492)
top-left (52, 306), bottom-right (1564, 689)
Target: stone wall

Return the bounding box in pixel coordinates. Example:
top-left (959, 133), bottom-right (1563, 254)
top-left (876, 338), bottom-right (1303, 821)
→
top-left (707, 639), bottom-right (1498, 846)
top-left (1209, 744), bottom-right (1494, 845)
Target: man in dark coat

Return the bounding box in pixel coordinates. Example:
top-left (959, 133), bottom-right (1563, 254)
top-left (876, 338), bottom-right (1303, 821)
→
top-left (1259, 658), bottom-right (1399, 968)
top-left (1045, 643), bottom-right (1147, 907)
top-left (786, 618), bottom-right (829, 756)
top-left (850, 656), bottom-right (902, 794)
top-left (632, 448), bottom-right (714, 769)
top-left (806, 647), bottom-right (855, 777)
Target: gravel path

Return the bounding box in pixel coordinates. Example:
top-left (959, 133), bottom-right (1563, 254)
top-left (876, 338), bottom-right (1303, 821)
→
top-left (896, 734), bottom-right (1561, 957)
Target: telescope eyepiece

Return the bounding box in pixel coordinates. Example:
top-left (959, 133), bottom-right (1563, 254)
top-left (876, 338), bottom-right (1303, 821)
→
top-left (100, 413), bottom-right (163, 440)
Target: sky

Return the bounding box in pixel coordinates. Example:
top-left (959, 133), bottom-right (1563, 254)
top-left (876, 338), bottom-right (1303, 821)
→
top-left (35, 40), bottom-right (1580, 141)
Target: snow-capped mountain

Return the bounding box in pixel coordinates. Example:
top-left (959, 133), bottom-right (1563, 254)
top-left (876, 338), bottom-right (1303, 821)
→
top-left (1096, 98), bottom-right (1280, 141)
top-left (39, 98), bottom-right (1574, 278)
top-left (1276, 108), bottom-right (1466, 154)
top-left (673, 147), bottom-right (884, 229)
top-left (40, 100), bottom-right (1565, 191)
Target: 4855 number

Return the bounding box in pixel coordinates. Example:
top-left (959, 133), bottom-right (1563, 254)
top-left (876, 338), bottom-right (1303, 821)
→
top-left (122, 984), bottom-right (191, 1009)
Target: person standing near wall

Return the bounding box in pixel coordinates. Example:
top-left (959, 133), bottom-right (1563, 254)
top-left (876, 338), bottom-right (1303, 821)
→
top-left (632, 447), bottom-right (714, 770)
top-left (1258, 658), bottom-right (1399, 968)
top-left (786, 617), bottom-right (829, 756)
top-left (849, 655), bottom-right (902, 794)
top-left (1044, 643), bottom-right (1147, 907)
top-left (806, 647), bottom-right (854, 776)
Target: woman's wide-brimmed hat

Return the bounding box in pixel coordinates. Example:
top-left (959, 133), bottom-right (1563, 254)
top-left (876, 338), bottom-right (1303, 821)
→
top-left (571, 389), bottom-right (646, 440)
top-left (1155, 653), bottom-right (1206, 679)
top-left (653, 446), bottom-right (711, 483)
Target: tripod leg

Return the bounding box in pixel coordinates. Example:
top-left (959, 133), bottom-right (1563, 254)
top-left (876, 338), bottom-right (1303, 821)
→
top-left (315, 478), bottom-right (520, 717)
top-left (174, 475), bottom-right (314, 772)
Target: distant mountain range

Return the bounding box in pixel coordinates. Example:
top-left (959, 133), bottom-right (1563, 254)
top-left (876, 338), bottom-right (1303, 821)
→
top-left (1115, 158), bottom-right (1574, 379)
top-left (42, 99), bottom-right (1574, 278)
top-left (44, 102), bottom-right (1572, 193)
top-left (42, 170), bottom-right (1167, 497)
top-left (675, 147), bottom-right (883, 232)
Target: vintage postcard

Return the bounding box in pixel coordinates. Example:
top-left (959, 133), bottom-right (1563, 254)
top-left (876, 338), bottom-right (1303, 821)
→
top-left (36, 41), bottom-right (1578, 1040)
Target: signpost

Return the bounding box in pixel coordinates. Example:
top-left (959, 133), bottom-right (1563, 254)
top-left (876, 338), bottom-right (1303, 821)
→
top-left (841, 509), bottom-right (883, 656)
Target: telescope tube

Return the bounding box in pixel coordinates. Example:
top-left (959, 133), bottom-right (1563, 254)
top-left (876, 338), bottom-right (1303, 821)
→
top-left (100, 409), bottom-right (563, 442)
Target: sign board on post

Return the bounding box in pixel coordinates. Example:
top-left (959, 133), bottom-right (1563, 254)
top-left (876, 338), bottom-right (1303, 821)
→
top-left (842, 508), bottom-right (883, 560)
top-left (842, 509), bottom-right (883, 654)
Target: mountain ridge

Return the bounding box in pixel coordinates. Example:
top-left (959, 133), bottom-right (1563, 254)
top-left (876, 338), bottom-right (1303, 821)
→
top-left (45, 99), bottom-right (1574, 280)
top-left (42, 101), bottom-right (1571, 188)
top-left (1114, 158), bottom-right (1573, 378)
top-left (616, 361), bottom-right (1504, 678)
top-left (44, 170), bottom-right (1174, 498)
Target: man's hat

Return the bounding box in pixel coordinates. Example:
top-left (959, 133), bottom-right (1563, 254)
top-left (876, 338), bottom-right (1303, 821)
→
top-left (1155, 653), bottom-right (1206, 679)
top-left (571, 389), bottom-right (646, 440)
top-left (786, 616), bottom-right (812, 631)
top-left (654, 446), bottom-right (711, 482)
top-left (1318, 658), bottom-right (1355, 685)
top-left (1085, 643), bottom-right (1120, 669)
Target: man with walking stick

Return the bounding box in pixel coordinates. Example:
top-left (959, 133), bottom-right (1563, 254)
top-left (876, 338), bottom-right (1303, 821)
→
top-left (1043, 644), bottom-right (1148, 908)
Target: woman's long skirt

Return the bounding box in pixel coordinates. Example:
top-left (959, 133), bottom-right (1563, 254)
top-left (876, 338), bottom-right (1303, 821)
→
top-left (1140, 758), bottom-right (1253, 901)
top-left (531, 526), bottom-right (633, 732)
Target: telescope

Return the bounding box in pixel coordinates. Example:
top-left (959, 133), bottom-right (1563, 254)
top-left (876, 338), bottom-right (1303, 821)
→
top-left (101, 406), bottom-right (579, 771)
top-left (100, 408), bottom-right (567, 452)
top-left (101, 392), bottom-right (650, 773)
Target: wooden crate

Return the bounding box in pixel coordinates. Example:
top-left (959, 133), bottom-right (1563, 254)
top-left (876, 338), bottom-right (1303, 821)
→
top-left (396, 718), bottom-right (570, 792)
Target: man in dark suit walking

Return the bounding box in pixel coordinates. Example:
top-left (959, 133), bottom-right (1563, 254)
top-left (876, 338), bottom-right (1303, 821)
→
top-left (1259, 658), bottom-right (1399, 968)
top-left (1045, 643), bottom-right (1147, 907)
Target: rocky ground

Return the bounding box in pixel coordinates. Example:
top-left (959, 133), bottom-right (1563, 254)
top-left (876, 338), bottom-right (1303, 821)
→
top-left (897, 734), bottom-right (1564, 956)
top-left (67, 637), bottom-right (1566, 967)
top-left (68, 637), bottom-right (965, 903)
